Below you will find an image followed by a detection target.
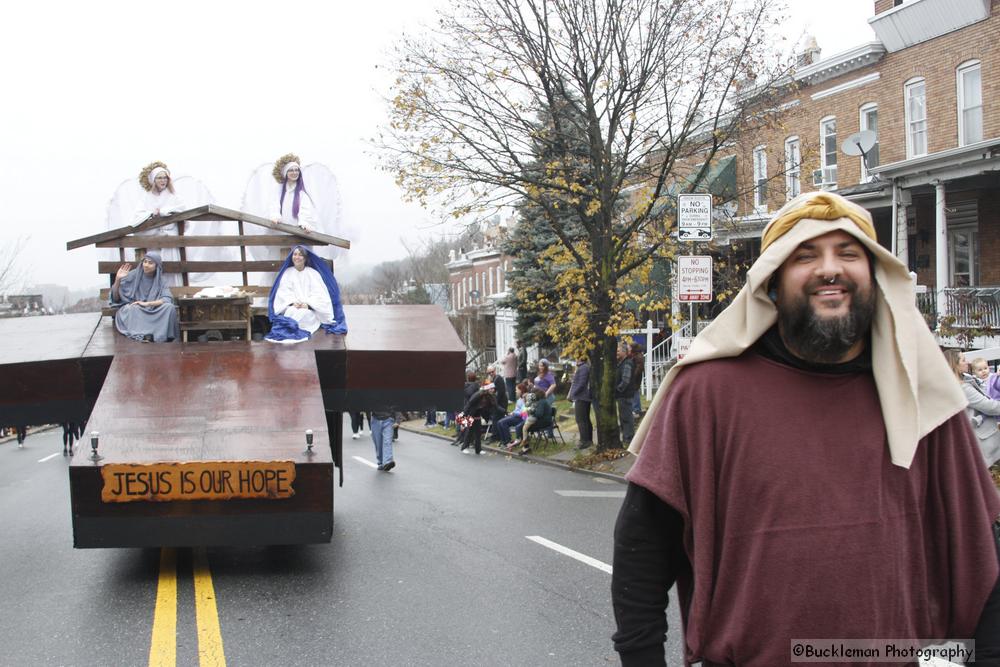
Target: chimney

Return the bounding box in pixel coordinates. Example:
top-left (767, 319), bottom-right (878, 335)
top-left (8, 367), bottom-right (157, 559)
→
top-left (796, 35), bottom-right (821, 68)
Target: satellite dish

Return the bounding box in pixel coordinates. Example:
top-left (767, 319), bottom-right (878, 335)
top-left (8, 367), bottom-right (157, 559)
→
top-left (841, 130), bottom-right (877, 157)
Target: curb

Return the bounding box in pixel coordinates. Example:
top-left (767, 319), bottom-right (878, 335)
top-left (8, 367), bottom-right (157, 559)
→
top-left (399, 423), bottom-right (627, 484)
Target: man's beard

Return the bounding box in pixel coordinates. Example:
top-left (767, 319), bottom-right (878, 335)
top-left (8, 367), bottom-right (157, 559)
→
top-left (777, 277), bottom-right (876, 364)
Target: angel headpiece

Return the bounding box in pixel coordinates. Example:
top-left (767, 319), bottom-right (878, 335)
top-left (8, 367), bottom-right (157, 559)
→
top-left (272, 152), bottom-right (307, 219)
top-left (138, 161), bottom-right (172, 193)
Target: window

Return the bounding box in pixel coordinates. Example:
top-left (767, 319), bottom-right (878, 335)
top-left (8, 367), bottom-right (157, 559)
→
top-left (859, 103), bottom-right (879, 182)
top-left (949, 227), bottom-right (978, 287)
top-left (958, 61), bottom-right (982, 146)
top-left (784, 137), bottom-right (801, 200)
top-left (752, 146), bottom-right (767, 211)
top-left (904, 78), bottom-right (927, 157)
top-left (820, 116), bottom-right (837, 187)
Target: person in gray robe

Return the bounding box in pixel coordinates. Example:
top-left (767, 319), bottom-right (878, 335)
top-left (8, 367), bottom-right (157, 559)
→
top-left (111, 251), bottom-right (179, 343)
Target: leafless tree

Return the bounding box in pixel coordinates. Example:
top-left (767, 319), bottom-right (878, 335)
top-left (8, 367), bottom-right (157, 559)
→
top-left (380, 0), bottom-right (791, 449)
top-left (0, 238), bottom-right (29, 296)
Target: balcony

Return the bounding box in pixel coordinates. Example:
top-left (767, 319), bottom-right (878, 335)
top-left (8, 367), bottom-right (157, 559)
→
top-left (869, 0), bottom-right (991, 53)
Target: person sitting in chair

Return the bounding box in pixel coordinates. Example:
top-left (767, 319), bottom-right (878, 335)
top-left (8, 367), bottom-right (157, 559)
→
top-left (110, 251), bottom-right (178, 343)
top-left (510, 388), bottom-right (553, 455)
top-left (265, 245), bottom-right (347, 344)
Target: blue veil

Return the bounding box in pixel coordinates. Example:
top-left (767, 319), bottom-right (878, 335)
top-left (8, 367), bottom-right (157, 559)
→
top-left (266, 245), bottom-right (348, 341)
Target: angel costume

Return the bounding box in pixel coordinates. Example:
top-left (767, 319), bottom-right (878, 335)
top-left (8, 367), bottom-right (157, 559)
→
top-left (103, 164), bottom-right (217, 286)
top-left (242, 157), bottom-right (347, 267)
top-left (265, 246), bottom-right (347, 344)
top-left (111, 251), bottom-right (179, 343)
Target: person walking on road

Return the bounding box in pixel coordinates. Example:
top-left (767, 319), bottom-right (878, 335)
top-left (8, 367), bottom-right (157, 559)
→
top-left (567, 356), bottom-right (593, 449)
top-left (370, 410), bottom-right (395, 471)
top-left (612, 192), bottom-right (1000, 666)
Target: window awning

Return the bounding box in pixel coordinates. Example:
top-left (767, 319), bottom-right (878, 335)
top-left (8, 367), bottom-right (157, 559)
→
top-left (650, 155), bottom-right (737, 217)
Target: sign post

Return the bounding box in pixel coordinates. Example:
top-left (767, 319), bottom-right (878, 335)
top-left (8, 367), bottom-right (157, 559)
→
top-left (677, 193), bottom-right (714, 242)
top-left (676, 193), bottom-right (714, 339)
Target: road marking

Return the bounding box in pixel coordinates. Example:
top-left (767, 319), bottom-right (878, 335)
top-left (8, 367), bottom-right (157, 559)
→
top-left (554, 490), bottom-right (625, 498)
top-left (37, 452), bottom-right (61, 463)
top-left (352, 456), bottom-right (378, 469)
top-left (148, 548), bottom-right (177, 667)
top-left (526, 535), bottom-right (613, 574)
top-left (193, 548), bottom-right (226, 667)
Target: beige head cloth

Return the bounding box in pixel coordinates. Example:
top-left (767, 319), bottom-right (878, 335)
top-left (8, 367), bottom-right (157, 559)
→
top-left (629, 191), bottom-right (966, 469)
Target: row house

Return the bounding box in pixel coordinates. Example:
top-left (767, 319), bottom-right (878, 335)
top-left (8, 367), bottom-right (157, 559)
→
top-left (720, 0), bottom-right (1000, 344)
top-left (445, 230), bottom-right (517, 367)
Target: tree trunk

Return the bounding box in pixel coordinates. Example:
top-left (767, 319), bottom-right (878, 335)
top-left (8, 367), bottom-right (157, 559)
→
top-left (592, 334), bottom-right (621, 451)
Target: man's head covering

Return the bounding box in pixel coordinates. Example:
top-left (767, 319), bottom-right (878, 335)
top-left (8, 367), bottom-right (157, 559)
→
top-left (630, 191), bottom-right (966, 469)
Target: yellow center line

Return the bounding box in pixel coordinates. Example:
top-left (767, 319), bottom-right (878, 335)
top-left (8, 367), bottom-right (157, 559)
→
top-left (193, 548), bottom-right (227, 667)
top-left (149, 548), bottom-right (177, 667)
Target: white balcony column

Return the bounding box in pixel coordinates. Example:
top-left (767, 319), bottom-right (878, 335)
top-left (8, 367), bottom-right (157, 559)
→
top-left (934, 180), bottom-right (948, 319)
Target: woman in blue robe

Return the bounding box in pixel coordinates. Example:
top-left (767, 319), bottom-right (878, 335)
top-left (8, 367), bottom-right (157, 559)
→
top-left (265, 245), bottom-right (347, 343)
top-left (110, 251), bottom-right (179, 343)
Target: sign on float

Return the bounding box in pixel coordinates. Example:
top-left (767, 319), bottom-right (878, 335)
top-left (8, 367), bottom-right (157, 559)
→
top-left (100, 460), bottom-right (297, 503)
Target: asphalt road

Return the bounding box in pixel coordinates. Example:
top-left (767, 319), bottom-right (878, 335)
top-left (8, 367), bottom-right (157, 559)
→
top-left (0, 423), bottom-right (684, 666)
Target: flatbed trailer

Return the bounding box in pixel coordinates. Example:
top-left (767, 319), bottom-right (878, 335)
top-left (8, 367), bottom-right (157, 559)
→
top-left (0, 305), bottom-right (464, 548)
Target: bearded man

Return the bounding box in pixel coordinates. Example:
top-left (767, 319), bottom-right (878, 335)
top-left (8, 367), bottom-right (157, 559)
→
top-left (611, 192), bottom-right (1000, 666)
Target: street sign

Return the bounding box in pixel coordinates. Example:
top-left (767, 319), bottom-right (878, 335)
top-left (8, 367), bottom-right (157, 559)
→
top-left (674, 336), bottom-right (692, 360)
top-left (677, 255), bottom-right (713, 302)
top-left (677, 193), bottom-right (713, 241)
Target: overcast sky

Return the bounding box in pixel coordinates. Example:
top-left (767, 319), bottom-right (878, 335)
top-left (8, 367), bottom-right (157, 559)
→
top-left (0, 0), bottom-right (874, 292)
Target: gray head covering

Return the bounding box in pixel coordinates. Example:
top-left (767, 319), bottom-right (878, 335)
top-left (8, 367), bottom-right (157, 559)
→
top-left (117, 251), bottom-right (168, 303)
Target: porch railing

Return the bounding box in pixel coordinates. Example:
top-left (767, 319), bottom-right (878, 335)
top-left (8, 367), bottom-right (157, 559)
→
top-left (642, 323), bottom-right (691, 398)
top-left (942, 287), bottom-right (1000, 330)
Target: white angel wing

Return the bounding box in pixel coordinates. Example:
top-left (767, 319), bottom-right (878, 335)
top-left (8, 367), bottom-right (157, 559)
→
top-left (241, 162), bottom-right (284, 288)
top-left (102, 178), bottom-right (144, 262)
top-left (172, 175), bottom-right (214, 210)
top-left (171, 176), bottom-right (233, 286)
top-left (301, 163), bottom-right (348, 261)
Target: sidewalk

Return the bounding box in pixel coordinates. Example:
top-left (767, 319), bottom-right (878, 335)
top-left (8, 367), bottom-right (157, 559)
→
top-left (398, 419), bottom-right (634, 482)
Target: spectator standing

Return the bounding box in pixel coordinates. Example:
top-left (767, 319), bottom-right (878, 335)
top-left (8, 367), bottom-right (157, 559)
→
top-left (460, 386), bottom-right (498, 455)
top-left (614, 344), bottom-right (635, 443)
top-left (629, 343), bottom-right (645, 416)
top-left (370, 410), bottom-right (395, 471)
top-left (515, 339), bottom-right (528, 382)
top-left (567, 356), bottom-right (593, 449)
top-left (501, 347), bottom-right (518, 404)
top-left (486, 365), bottom-right (509, 412)
top-left (533, 359), bottom-right (557, 404)
top-left (947, 350), bottom-right (1000, 466)
top-left (349, 412), bottom-right (368, 440)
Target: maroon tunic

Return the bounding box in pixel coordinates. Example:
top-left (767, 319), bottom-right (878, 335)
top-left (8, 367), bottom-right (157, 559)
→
top-left (627, 351), bottom-right (1000, 667)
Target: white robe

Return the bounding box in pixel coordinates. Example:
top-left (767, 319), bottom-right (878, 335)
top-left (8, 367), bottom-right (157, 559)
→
top-left (133, 190), bottom-right (186, 287)
top-left (273, 266), bottom-right (333, 334)
top-left (269, 185), bottom-right (318, 231)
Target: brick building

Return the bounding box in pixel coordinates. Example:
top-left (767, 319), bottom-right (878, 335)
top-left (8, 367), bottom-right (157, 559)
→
top-left (720, 0), bottom-right (1000, 341)
top-left (445, 218), bottom-right (517, 367)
